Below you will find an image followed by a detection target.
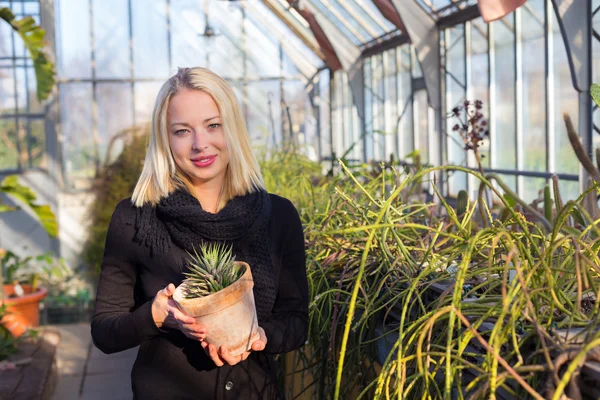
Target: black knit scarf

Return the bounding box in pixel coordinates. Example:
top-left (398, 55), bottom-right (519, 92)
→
top-left (133, 189), bottom-right (276, 323)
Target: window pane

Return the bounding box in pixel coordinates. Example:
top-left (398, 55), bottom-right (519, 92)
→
top-left (132, 0), bottom-right (169, 78)
top-left (384, 49), bottom-right (398, 159)
top-left (318, 70), bottom-right (331, 160)
top-left (414, 90), bottom-right (429, 163)
top-left (0, 67), bottom-right (16, 115)
top-left (470, 18), bottom-right (490, 168)
top-left (96, 83), bottom-right (134, 164)
top-left (134, 81), bottom-right (163, 126)
top-left (28, 119), bottom-right (45, 168)
top-left (332, 71), bottom-right (343, 156)
top-left (170, 0), bottom-right (206, 68)
top-left (92, 0), bottom-right (130, 79)
top-left (0, 118), bottom-right (18, 169)
top-left (492, 16), bottom-right (516, 172)
top-left (521, 177), bottom-right (547, 204)
top-left (244, 12), bottom-right (280, 78)
top-left (521, 1), bottom-right (546, 172)
top-left (246, 80), bottom-right (281, 150)
top-left (372, 54), bottom-right (385, 161)
top-left (552, 4), bottom-right (579, 175)
top-left (56, 0), bottom-right (92, 79)
top-left (210, 3), bottom-right (244, 79)
top-left (27, 67), bottom-right (42, 113)
top-left (445, 25), bottom-right (467, 195)
top-left (397, 46), bottom-right (413, 159)
top-left (60, 83), bottom-right (94, 186)
top-left (0, 12), bottom-right (13, 58)
top-left (364, 58), bottom-right (374, 160)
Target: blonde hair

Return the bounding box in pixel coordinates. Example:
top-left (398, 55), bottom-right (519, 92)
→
top-left (132, 67), bottom-right (265, 207)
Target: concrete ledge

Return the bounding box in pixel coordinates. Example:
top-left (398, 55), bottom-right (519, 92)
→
top-left (0, 329), bottom-right (61, 400)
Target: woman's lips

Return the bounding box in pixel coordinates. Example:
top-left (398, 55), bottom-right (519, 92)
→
top-left (191, 155), bottom-right (216, 167)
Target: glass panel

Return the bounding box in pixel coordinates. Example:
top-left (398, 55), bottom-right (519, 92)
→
top-left (344, 74), bottom-right (361, 161)
top-left (246, 80), bottom-right (281, 151)
top-left (319, 0), bottom-right (379, 40)
top-left (346, 0), bottom-right (396, 32)
top-left (414, 90), bottom-right (429, 163)
top-left (384, 49), bottom-right (398, 159)
top-left (96, 83), bottom-right (134, 164)
top-left (309, 0), bottom-right (364, 45)
top-left (170, 0), bottom-right (206, 68)
top-left (134, 81), bottom-right (163, 126)
top-left (244, 10), bottom-right (279, 78)
top-left (283, 80), bottom-right (307, 150)
top-left (364, 58), bottom-right (374, 160)
top-left (332, 71), bottom-right (343, 156)
top-left (551, 3), bottom-right (579, 175)
top-left (397, 46), bottom-right (413, 159)
top-left (210, 1), bottom-right (244, 79)
top-left (15, 66), bottom-right (27, 114)
top-left (445, 25), bottom-right (467, 195)
top-left (318, 70), bottom-right (331, 160)
top-left (558, 180), bottom-right (580, 203)
top-left (521, 177), bottom-right (548, 204)
top-left (60, 83), bottom-right (94, 185)
top-left (56, 0), bottom-right (92, 79)
top-left (492, 16), bottom-right (516, 172)
top-left (0, 118), bottom-right (18, 170)
top-left (0, 67), bottom-right (16, 115)
top-left (12, 30), bottom-right (25, 59)
top-left (372, 54), bottom-right (385, 161)
top-left (28, 119), bottom-right (45, 168)
top-left (252, 1), bottom-right (321, 68)
top-left (132, 0), bottom-right (169, 78)
top-left (470, 18), bottom-right (490, 168)
top-left (27, 67), bottom-right (42, 113)
top-left (521, 1), bottom-right (546, 172)
top-left (0, 11), bottom-right (13, 57)
top-left (92, 0), bottom-right (131, 79)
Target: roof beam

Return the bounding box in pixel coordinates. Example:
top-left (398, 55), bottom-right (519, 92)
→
top-left (371, 0), bottom-right (409, 38)
top-left (260, 0), bottom-right (326, 60)
top-left (286, 1), bottom-right (343, 71)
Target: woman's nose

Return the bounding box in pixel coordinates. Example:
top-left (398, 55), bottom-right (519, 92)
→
top-left (192, 130), bottom-right (209, 151)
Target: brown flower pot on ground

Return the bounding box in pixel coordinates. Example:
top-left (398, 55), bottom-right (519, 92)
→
top-left (1, 284), bottom-right (48, 337)
top-left (172, 262), bottom-right (259, 357)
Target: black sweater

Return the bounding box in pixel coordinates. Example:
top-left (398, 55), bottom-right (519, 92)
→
top-left (91, 194), bottom-right (308, 399)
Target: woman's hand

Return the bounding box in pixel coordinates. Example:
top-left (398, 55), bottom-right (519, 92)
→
top-left (201, 327), bottom-right (267, 367)
top-left (151, 283), bottom-right (206, 341)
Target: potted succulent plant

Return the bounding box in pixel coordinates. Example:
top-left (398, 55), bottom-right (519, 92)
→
top-left (172, 243), bottom-right (259, 357)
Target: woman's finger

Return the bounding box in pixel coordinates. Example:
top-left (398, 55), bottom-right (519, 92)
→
top-left (218, 346), bottom-right (238, 366)
top-left (251, 327), bottom-right (267, 351)
top-left (171, 308), bottom-right (195, 325)
top-left (208, 344), bottom-right (224, 367)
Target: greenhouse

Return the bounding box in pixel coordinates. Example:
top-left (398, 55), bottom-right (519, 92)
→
top-left (0, 0), bottom-right (599, 399)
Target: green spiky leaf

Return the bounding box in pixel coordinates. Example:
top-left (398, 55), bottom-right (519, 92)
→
top-left (591, 83), bottom-right (600, 109)
top-left (182, 242), bottom-right (244, 298)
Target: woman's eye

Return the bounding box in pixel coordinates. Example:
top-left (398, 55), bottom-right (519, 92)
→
top-left (174, 129), bottom-right (188, 136)
top-left (208, 123), bottom-right (221, 129)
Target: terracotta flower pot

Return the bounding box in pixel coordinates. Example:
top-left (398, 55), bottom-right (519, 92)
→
top-left (1, 284), bottom-right (48, 337)
top-left (172, 262), bottom-right (259, 357)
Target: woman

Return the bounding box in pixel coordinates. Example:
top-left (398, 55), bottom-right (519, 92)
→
top-left (91, 67), bottom-right (308, 399)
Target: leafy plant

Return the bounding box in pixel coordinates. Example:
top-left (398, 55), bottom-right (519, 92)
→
top-left (0, 176), bottom-right (58, 300)
top-left (0, 7), bottom-right (55, 101)
top-left (82, 127), bottom-right (148, 273)
top-left (182, 243), bottom-right (244, 299)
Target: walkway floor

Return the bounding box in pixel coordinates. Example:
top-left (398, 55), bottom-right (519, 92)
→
top-left (50, 323), bottom-right (136, 400)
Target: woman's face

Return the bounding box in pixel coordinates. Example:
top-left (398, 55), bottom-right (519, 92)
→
top-left (167, 89), bottom-right (230, 188)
